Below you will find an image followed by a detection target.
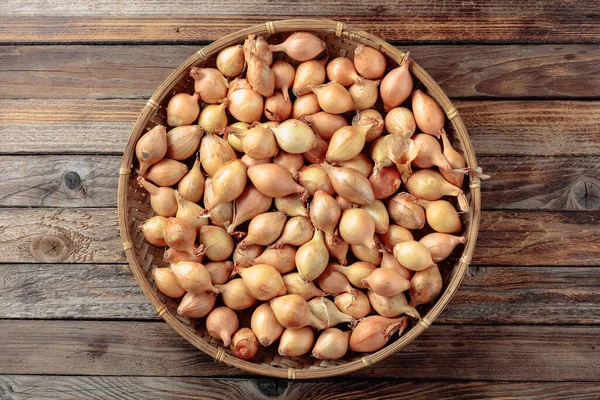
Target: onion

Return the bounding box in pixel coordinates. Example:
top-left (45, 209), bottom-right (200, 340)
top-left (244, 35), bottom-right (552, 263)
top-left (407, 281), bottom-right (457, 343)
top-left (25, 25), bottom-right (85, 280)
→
top-left (227, 78), bottom-right (264, 123)
top-left (352, 109), bottom-right (384, 143)
top-left (325, 235), bottom-right (349, 266)
top-left (270, 294), bottom-right (326, 330)
top-left (405, 169), bottom-right (469, 211)
top-left (177, 156), bottom-right (204, 203)
top-left (354, 44), bottom-right (386, 79)
top-left (278, 327), bottom-right (315, 357)
top-left (190, 67), bottom-right (229, 104)
top-left (199, 225), bottom-right (234, 261)
top-left (203, 178), bottom-right (233, 229)
top-left (199, 133), bottom-right (237, 177)
top-left (163, 248), bottom-right (203, 264)
top-left (274, 194), bottom-right (308, 217)
top-left (177, 291), bottom-right (216, 318)
top-left (170, 261), bottom-right (217, 293)
top-left (334, 291), bottom-right (370, 319)
top-left (339, 209), bottom-right (380, 250)
top-left (321, 163), bottom-right (375, 205)
top-left (302, 136), bottom-right (328, 165)
top-left (367, 291), bottom-right (420, 319)
top-left (385, 107), bottom-right (416, 138)
top-left (302, 112), bottom-right (349, 141)
top-left (440, 130), bottom-right (467, 187)
top-left (361, 268), bottom-right (410, 297)
top-left (412, 134), bottom-right (452, 170)
top-left (136, 124), bottom-right (167, 175)
top-left (226, 122), bottom-right (248, 152)
top-left (332, 262), bottom-right (377, 289)
top-left (230, 328), bottom-right (259, 360)
top-left (270, 119), bottom-right (318, 154)
top-left (348, 79), bottom-right (380, 110)
top-left (361, 200), bottom-right (389, 234)
top-left (232, 244), bottom-right (264, 269)
top-left (167, 92), bottom-right (200, 127)
top-left (412, 89), bottom-right (445, 138)
top-left (164, 217), bottom-right (199, 256)
top-left (245, 49), bottom-right (275, 97)
top-left (283, 272), bottom-right (327, 300)
top-left (264, 92), bottom-right (292, 122)
top-left (206, 306), bottom-right (239, 347)
top-left (214, 278), bottom-right (257, 310)
top-left (418, 199), bottom-right (462, 233)
top-left (296, 229), bottom-right (330, 282)
top-left (175, 191), bottom-right (208, 234)
top-left (248, 163), bottom-right (308, 199)
top-left (143, 158), bottom-right (188, 187)
top-left (308, 297), bottom-right (356, 328)
top-left (197, 102), bottom-right (227, 135)
top-left (137, 176), bottom-right (177, 217)
top-left (380, 53), bottom-right (412, 111)
top-left (309, 82), bottom-right (353, 114)
top-left (240, 211), bottom-right (286, 248)
top-left (152, 267), bottom-right (185, 298)
top-left (325, 125), bottom-right (371, 163)
top-left (273, 216), bottom-right (314, 247)
top-left (393, 240), bottom-right (436, 271)
top-left (317, 263), bottom-right (354, 294)
top-left (370, 133), bottom-right (414, 178)
top-left (298, 165), bottom-right (335, 196)
top-left (271, 60), bottom-right (295, 102)
top-left (369, 167), bottom-right (401, 200)
top-left (309, 190), bottom-right (341, 246)
top-left (227, 184), bottom-right (272, 234)
top-left (248, 245), bottom-right (297, 274)
top-left (204, 261), bottom-right (234, 285)
top-left (272, 152), bottom-right (303, 178)
top-left (312, 328), bottom-right (351, 360)
top-left (140, 215), bottom-right (167, 247)
top-left (236, 263), bottom-right (286, 301)
top-left (204, 160), bottom-right (247, 211)
top-left (244, 34), bottom-right (273, 67)
top-left (381, 251), bottom-right (413, 280)
top-left (336, 195), bottom-right (352, 211)
top-left (379, 224), bottom-right (413, 249)
top-left (326, 57), bottom-right (360, 86)
top-left (338, 153), bottom-right (374, 178)
top-left (349, 316), bottom-right (408, 353)
top-left (419, 233), bottom-right (466, 262)
top-left (387, 193), bottom-right (426, 230)
top-left (233, 125), bottom-right (278, 160)
top-left (241, 154), bottom-right (270, 168)
top-left (409, 265), bottom-right (443, 307)
top-left (351, 243), bottom-right (382, 265)
top-left (292, 93), bottom-right (321, 120)
top-left (251, 303), bottom-right (284, 346)
top-left (292, 58), bottom-right (327, 96)
top-left (269, 32), bottom-right (326, 61)
top-left (216, 44), bottom-right (245, 78)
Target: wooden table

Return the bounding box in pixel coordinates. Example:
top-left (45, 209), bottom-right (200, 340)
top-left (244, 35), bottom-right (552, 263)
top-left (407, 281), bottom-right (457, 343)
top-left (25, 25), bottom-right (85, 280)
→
top-left (1, 1), bottom-right (600, 399)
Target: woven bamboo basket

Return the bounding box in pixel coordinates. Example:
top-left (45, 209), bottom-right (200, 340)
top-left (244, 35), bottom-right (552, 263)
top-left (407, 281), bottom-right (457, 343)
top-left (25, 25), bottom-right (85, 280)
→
top-left (117, 19), bottom-right (481, 379)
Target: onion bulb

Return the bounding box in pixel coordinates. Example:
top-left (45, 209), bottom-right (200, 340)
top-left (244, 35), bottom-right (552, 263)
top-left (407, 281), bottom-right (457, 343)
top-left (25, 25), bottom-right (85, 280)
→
top-left (309, 82), bottom-right (353, 114)
top-left (240, 154), bottom-right (270, 168)
top-left (303, 136), bottom-right (328, 165)
top-left (270, 119), bottom-right (318, 154)
top-left (361, 200), bottom-right (389, 234)
top-left (143, 158), bottom-right (188, 187)
top-left (206, 306), bottom-right (239, 347)
top-left (248, 163), bottom-right (308, 199)
top-left (339, 208), bottom-right (380, 250)
top-left (292, 93), bottom-right (321, 120)
top-left (278, 327), bottom-right (315, 357)
top-left (405, 169), bottom-right (469, 211)
top-left (170, 261), bottom-right (217, 293)
top-left (325, 235), bottom-right (350, 266)
top-left (370, 133), bottom-right (414, 178)
top-left (321, 163), bottom-right (375, 205)
top-left (273, 152), bottom-right (305, 179)
top-left (409, 265), bottom-right (443, 307)
top-left (199, 225), bottom-right (234, 261)
top-left (412, 133), bottom-right (452, 170)
top-left (412, 89), bottom-right (445, 138)
top-left (326, 57), bottom-right (360, 86)
top-left (227, 78), bottom-right (264, 123)
top-left (214, 278), bottom-right (257, 310)
top-left (177, 291), bottom-right (216, 318)
top-left (273, 216), bottom-right (314, 248)
top-left (283, 272), bottom-right (327, 300)
top-left (198, 101), bottom-right (228, 134)
top-left (269, 32), bottom-right (326, 61)
top-left (419, 233), bottom-right (466, 262)
top-left (152, 267), bottom-right (185, 298)
top-left (332, 262), bottom-right (377, 289)
top-left (353, 109), bottom-right (384, 143)
top-left (379, 224), bottom-right (413, 249)
top-left (140, 215), bottom-right (167, 247)
top-left (137, 176), bottom-right (177, 217)
top-left (440, 130), bottom-right (467, 187)
top-left (136, 124), bottom-right (167, 175)
top-left (348, 78), bottom-right (380, 110)
top-left (245, 49), bottom-right (275, 97)
top-left (190, 67), bottom-right (229, 104)
top-left (204, 160), bottom-right (247, 211)
top-left (163, 248), bottom-right (203, 264)
top-left (227, 184), bottom-right (272, 234)
top-left (226, 122), bottom-right (247, 152)
top-left (308, 297), bottom-right (356, 328)
top-left (349, 316), bottom-right (408, 353)
top-left (302, 112), bottom-right (349, 141)
top-left (271, 60), bottom-right (295, 102)
top-left (385, 107), bottom-right (416, 138)
top-left (380, 251), bottom-right (413, 280)
top-left (248, 245), bottom-right (297, 275)
top-left (167, 92), bottom-right (200, 127)
top-left (367, 291), bottom-right (420, 319)
top-left (334, 291), bottom-right (370, 319)
top-left (270, 294), bottom-right (326, 330)
top-left (312, 328), bottom-right (351, 360)
top-left (325, 125), bottom-right (371, 163)
top-left (393, 240), bottom-right (436, 271)
top-left (369, 167), bottom-right (401, 200)
top-left (233, 125), bottom-right (278, 160)
top-left (230, 328), bottom-right (259, 360)
top-left (309, 190), bottom-right (341, 246)
top-left (361, 268), bottom-right (410, 297)
top-left (338, 153), bottom-right (374, 178)
top-left (203, 179), bottom-right (233, 229)
top-left (164, 217), bottom-right (199, 256)
top-left (204, 261), bottom-right (234, 285)
top-left (354, 44), bottom-right (386, 79)
top-left (244, 34), bottom-right (273, 66)
top-left (264, 92), bottom-right (292, 122)
top-left (387, 193), bottom-right (426, 230)
top-left (216, 44), bottom-right (245, 78)
top-left (296, 229), bottom-right (330, 282)
top-left (298, 165), bottom-right (335, 196)
top-left (240, 211), bottom-right (286, 248)
top-left (380, 53), bottom-right (412, 111)
top-left (351, 243), bottom-right (382, 265)
top-left (236, 263), bottom-right (286, 301)
top-left (199, 133), bottom-right (237, 177)
top-left (175, 191), bottom-right (208, 234)
top-left (293, 58), bottom-right (327, 96)
top-left (317, 263), bottom-right (354, 295)
top-left (274, 194), bottom-right (308, 217)
top-left (177, 155), bottom-right (204, 203)
top-left (251, 303), bottom-right (284, 346)
top-left (418, 199), bottom-right (462, 233)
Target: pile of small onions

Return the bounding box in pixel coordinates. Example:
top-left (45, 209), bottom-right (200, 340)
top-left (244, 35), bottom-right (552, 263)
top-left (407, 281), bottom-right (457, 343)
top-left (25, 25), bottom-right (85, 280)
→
top-left (136, 32), bottom-right (480, 362)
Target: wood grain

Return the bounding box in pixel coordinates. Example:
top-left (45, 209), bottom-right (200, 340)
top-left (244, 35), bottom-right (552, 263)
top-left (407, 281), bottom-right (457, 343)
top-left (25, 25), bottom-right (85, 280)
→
top-left (2, 99), bottom-right (599, 156)
top-left (0, 208), bottom-right (597, 265)
top-left (1, 154), bottom-right (599, 211)
top-left (1, 376), bottom-right (599, 400)
top-left (2, 45), bottom-right (599, 100)
top-left (2, 263), bottom-right (599, 325)
top-left (0, 156), bottom-right (118, 207)
top-left (0, 320), bottom-right (598, 380)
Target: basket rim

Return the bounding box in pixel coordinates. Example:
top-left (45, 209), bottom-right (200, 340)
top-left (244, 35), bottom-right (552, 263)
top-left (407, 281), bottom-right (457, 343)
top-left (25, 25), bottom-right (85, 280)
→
top-left (117, 18), bottom-right (481, 379)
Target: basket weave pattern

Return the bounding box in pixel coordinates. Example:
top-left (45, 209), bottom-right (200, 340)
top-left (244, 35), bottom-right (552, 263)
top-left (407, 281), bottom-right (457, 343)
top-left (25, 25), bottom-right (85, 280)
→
top-left (118, 19), bottom-right (481, 379)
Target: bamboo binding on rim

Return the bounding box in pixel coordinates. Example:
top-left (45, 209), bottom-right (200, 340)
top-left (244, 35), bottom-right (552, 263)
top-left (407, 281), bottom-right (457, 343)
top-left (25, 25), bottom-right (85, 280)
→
top-left (117, 19), bottom-right (481, 379)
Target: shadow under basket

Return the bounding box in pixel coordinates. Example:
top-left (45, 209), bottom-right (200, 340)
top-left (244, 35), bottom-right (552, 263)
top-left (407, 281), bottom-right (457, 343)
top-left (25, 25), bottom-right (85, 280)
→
top-left (117, 19), bottom-right (482, 379)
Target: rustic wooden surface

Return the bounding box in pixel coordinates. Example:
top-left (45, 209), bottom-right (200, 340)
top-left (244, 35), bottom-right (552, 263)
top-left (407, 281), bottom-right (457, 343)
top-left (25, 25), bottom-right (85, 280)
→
top-left (0, 1), bottom-right (599, 399)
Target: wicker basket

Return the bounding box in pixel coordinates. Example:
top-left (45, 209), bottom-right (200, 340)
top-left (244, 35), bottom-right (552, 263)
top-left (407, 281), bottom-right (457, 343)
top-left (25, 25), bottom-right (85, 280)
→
top-left (117, 19), bottom-right (481, 379)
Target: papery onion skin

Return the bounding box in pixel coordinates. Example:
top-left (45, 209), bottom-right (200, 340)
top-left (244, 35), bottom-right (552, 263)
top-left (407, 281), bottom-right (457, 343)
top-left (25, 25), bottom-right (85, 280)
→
top-left (214, 278), bottom-right (257, 311)
top-left (137, 176), bottom-right (178, 217)
top-left (380, 54), bottom-right (412, 111)
top-left (216, 44), bottom-right (245, 78)
top-left (206, 306), bottom-right (239, 347)
top-left (369, 167), bottom-right (401, 200)
top-left (409, 265), bottom-right (443, 307)
top-left (269, 32), bottom-right (326, 62)
top-left (412, 89), bottom-right (445, 138)
top-left (334, 290), bottom-right (370, 319)
top-left (349, 316), bottom-right (408, 353)
top-left (190, 67), bottom-right (229, 104)
top-left (293, 58), bottom-right (327, 96)
top-left (326, 57), bottom-right (360, 86)
top-left (251, 303), bottom-right (284, 346)
top-left (419, 233), bottom-right (466, 262)
top-left (393, 240), bottom-right (436, 272)
top-left (230, 328), bottom-right (259, 360)
top-left (167, 92), bottom-right (200, 127)
top-left (177, 291), bottom-right (217, 318)
top-left (278, 327), bottom-right (315, 357)
top-left (136, 125), bottom-right (167, 175)
top-left (354, 44), bottom-right (386, 79)
top-left (302, 112), bottom-right (349, 141)
top-left (140, 215), bottom-right (167, 247)
top-left (321, 163), bottom-right (375, 205)
top-left (312, 328), bottom-right (351, 360)
top-left (153, 267), bottom-right (185, 298)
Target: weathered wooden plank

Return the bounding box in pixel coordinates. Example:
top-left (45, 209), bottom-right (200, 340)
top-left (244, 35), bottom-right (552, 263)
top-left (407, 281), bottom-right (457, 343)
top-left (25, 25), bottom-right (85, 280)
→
top-left (2, 264), bottom-right (599, 325)
top-left (0, 321), bottom-right (598, 380)
top-left (1, 99), bottom-right (599, 156)
top-left (1, 154), bottom-right (598, 211)
top-left (1, 376), bottom-right (599, 400)
top-left (0, 156), bottom-right (119, 207)
top-left (1, 45), bottom-right (599, 100)
top-left (0, 208), bottom-right (598, 265)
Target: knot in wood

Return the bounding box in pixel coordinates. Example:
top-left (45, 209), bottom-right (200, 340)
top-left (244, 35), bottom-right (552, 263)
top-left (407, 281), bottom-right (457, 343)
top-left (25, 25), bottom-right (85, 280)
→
top-left (63, 171), bottom-right (81, 190)
top-left (570, 178), bottom-right (600, 210)
top-left (30, 234), bottom-right (72, 262)
top-left (253, 380), bottom-right (289, 398)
